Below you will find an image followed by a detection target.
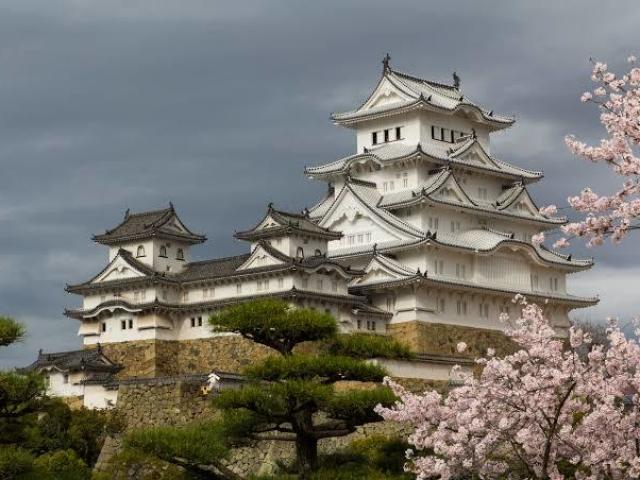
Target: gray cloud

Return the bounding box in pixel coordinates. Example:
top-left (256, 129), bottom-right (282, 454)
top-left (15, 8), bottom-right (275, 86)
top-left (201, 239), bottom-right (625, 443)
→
top-left (2, 0), bottom-right (639, 367)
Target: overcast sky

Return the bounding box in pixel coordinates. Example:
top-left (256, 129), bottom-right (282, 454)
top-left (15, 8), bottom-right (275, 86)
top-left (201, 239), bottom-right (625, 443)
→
top-left (1, 1), bottom-right (639, 367)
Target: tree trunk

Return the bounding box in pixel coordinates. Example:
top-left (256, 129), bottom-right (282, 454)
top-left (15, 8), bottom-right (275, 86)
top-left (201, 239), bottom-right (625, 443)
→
top-left (295, 434), bottom-right (318, 479)
top-left (292, 411), bottom-right (319, 479)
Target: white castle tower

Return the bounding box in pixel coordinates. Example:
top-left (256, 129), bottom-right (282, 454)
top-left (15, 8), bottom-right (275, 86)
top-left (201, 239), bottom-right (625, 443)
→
top-left (29, 57), bottom-right (598, 409)
top-left (305, 55), bottom-right (596, 348)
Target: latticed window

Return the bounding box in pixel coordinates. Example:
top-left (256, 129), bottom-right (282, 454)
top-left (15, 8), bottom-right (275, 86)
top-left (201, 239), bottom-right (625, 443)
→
top-left (176, 248), bottom-right (184, 261)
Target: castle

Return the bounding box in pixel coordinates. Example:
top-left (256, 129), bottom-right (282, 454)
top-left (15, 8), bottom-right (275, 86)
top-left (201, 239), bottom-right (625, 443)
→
top-left (25, 57), bottom-right (598, 409)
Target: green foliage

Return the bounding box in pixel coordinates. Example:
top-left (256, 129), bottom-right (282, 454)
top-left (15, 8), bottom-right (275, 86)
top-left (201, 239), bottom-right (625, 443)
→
top-left (0, 445), bottom-right (34, 479)
top-left (127, 411), bottom-right (256, 465)
top-left (0, 316), bottom-right (25, 347)
top-left (0, 372), bottom-right (43, 421)
top-left (32, 449), bottom-right (91, 480)
top-left (326, 333), bottom-right (414, 360)
top-left (214, 381), bottom-right (333, 418)
top-left (346, 434), bottom-right (410, 475)
top-left (244, 354), bottom-right (387, 383)
top-left (101, 448), bottom-right (190, 480)
top-left (211, 299), bottom-right (337, 354)
top-left (22, 401), bottom-right (107, 467)
top-left (324, 387), bottom-right (396, 425)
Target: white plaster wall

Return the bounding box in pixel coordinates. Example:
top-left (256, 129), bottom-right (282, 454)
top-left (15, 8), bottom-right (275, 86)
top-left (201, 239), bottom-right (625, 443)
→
top-left (83, 385), bottom-right (118, 410)
top-left (370, 358), bottom-right (473, 381)
top-left (355, 113), bottom-right (421, 153)
top-left (45, 371), bottom-right (85, 397)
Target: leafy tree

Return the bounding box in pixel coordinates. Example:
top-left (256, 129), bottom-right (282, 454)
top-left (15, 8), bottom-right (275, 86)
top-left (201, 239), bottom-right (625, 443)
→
top-left (0, 315), bottom-right (107, 479)
top-left (129, 299), bottom-right (409, 479)
top-left (378, 296), bottom-right (640, 479)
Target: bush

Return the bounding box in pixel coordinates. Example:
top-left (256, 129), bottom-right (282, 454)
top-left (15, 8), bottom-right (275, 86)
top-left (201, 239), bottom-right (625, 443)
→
top-left (32, 450), bottom-right (90, 480)
top-left (0, 446), bottom-right (34, 479)
top-left (327, 333), bottom-right (414, 360)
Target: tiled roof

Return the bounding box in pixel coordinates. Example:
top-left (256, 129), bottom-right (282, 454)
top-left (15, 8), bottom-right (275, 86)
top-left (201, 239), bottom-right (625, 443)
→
top-left (93, 205), bottom-right (206, 245)
top-left (235, 204), bottom-right (341, 241)
top-left (21, 347), bottom-right (121, 374)
top-left (65, 288), bottom-right (383, 320)
top-left (349, 268), bottom-right (598, 307)
top-left (332, 67), bottom-right (514, 128)
top-left (305, 140), bottom-right (542, 182)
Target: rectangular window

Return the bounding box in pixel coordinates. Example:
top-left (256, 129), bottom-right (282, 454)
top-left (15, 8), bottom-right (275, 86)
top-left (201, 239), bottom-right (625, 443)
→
top-left (431, 125), bottom-right (436, 140)
top-left (450, 221), bottom-right (460, 233)
top-left (236, 283), bottom-right (242, 294)
top-left (182, 291), bottom-right (189, 302)
top-left (434, 260), bottom-right (444, 274)
top-left (402, 172), bottom-right (408, 188)
top-left (348, 235), bottom-right (355, 245)
top-left (438, 298), bottom-right (446, 313)
top-left (357, 319), bottom-right (362, 329)
top-left (372, 131), bottom-right (378, 145)
top-left (384, 129), bottom-right (390, 142)
top-left (257, 281), bottom-right (263, 291)
top-left (101, 322), bottom-right (106, 333)
top-left (197, 317), bottom-right (203, 327)
top-left (383, 182), bottom-right (388, 192)
top-left (479, 303), bottom-right (489, 318)
top-left (316, 279), bottom-right (323, 290)
top-left (366, 232), bottom-right (372, 242)
top-left (190, 317), bottom-right (195, 327)
top-left (456, 300), bottom-right (467, 315)
top-left (478, 188), bottom-right (488, 200)
top-left (456, 264), bottom-right (466, 279)
top-left (63, 374), bottom-right (69, 384)
top-left (128, 319), bottom-right (133, 329)
top-left (530, 274), bottom-right (539, 290)
top-left (386, 297), bottom-right (395, 312)
top-left (331, 280), bottom-right (338, 292)
top-left (428, 217), bottom-right (439, 230)
top-left (395, 126), bottom-right (402, 140)
top-left (121, 320), bottom-right (126, 330)
top-left (357, 234), bottom-right (363, 243)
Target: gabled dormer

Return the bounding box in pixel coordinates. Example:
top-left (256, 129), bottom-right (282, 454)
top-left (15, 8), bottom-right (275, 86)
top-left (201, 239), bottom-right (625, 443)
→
top-left (331, 56), bottom-right (514, 154)
top-left (92, 204), bottom-right (205, 274)
top-left (235, 204), bottom-right (342, 259)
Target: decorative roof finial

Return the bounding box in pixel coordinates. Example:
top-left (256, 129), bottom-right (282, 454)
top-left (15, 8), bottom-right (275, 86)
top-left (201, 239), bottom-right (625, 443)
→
top-left (168, 201), bottom-right (175, 211)
top-left (124, 208), bottom-right (130, 219)
top-left (453, 71), bottom-right (461, 89)
top-left (373, 243), bottom-right (378, 254)
top-left (267, 202), bottom-right (274, 211)
top-left (382, 53), bottom-right (391, 73)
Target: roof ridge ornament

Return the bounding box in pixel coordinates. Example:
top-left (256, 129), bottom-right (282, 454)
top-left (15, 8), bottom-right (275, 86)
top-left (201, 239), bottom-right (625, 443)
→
top-left (382, 53), bottom-right (391, 73)
top-left (124, 208), bottom-right (130, 220)
top-left (453, 71), bottom-right (461, 89)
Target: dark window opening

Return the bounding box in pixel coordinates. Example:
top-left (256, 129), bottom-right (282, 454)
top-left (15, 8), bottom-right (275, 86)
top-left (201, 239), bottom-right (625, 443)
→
top-left (136, 245), bottom-right (146, 258)
top-left (128, 319), bottom-right (133, 329)
top-left (159, 246), bottom-right (168, 258)
top-left (197, 316), bottom-right (203, 327)
top-left (384, 129), bottom-right (390, 142)
top-left (395, 127), bottom-right (402, 140)
top-left (314, 249), bottom-right (322, 256)
top-left (296, 247), bottom-right (304, 258)
top-left (176, 248), bottom-right (184, 261)
top-left (120, 320), bottom-right (126, 330)
top-left (372, 132), bottom-right (378, 145)
top-left (101, 322), bottom-right (106, 333)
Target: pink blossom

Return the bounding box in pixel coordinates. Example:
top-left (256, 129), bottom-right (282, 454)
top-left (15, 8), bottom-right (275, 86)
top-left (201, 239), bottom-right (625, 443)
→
top-left (531, 232), bottom-right (545, 246)
top-left (456, 342), bottom-right (467, 353)
top-left (553, 237), bottom-right (570, 249)
top-left (377, 299), bottom-right (640, 479)
top-left (580, 91), bottom-right (593, 102)
top-left (539, 204), bottom-right (558, 216)
top-left (628, 55), bottom-right (637, 64)
top-left (563, 57), bottom-right (640, 246)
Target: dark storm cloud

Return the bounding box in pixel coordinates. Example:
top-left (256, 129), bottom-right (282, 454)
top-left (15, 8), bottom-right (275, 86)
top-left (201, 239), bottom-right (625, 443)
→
top-left (2, 0), bottom-right (639, 367)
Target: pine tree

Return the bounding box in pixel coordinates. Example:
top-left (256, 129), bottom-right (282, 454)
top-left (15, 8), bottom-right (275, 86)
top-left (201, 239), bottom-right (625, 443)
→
top-left (129, 299), bottom-right (412, 479)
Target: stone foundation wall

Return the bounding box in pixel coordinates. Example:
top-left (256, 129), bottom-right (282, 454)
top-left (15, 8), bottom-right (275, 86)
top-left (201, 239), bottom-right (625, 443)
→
top-left (99, 336), bottom-right (274, 378)
top-left (388, 320), bottom-right (516, 358)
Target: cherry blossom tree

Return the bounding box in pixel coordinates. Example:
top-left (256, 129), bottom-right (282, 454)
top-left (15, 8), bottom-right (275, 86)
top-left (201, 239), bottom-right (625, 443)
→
top-left (542, 56), bottom-right (640, 248)
top-left (376, 296), bottom-right (640, 480)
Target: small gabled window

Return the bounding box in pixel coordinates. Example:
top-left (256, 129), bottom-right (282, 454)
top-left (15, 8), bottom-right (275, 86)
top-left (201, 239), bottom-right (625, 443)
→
top-left (176, 248), bottom-right (184, 261)
top-left (314, 249), bottom-right (322, 256)
top-left (136, 245), bottom-right (146, 258)
top-left (159, 246), bottom-right (168, 258)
